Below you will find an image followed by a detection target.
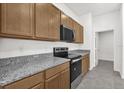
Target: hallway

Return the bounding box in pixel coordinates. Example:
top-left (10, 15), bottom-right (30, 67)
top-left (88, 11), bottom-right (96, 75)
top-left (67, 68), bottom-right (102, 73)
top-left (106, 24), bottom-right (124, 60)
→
top-left (77, 60), bottom-right (124, 89)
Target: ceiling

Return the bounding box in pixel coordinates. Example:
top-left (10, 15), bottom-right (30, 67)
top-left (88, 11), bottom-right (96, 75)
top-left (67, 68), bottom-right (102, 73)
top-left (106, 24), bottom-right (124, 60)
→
top-left (64, 3), bottom-right (121, 16)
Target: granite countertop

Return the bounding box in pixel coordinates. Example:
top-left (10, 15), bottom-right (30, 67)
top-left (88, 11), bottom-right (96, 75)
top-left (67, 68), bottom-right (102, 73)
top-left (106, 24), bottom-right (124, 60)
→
top-left (69, 50), bottom-right (90, 56)
top-left (0, 50), bottom-right (90, 86)
top-left (0, 53), bottom-right (70, 86)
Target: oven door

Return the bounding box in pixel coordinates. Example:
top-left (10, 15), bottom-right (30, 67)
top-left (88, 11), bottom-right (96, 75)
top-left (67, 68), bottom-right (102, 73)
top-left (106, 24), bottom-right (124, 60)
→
top-left (70, 58), bottom-right (82, 82)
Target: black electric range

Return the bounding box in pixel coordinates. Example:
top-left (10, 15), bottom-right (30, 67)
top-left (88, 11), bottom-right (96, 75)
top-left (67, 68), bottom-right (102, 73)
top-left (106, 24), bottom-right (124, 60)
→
top-left (53, 47), bottom-right (83, 89)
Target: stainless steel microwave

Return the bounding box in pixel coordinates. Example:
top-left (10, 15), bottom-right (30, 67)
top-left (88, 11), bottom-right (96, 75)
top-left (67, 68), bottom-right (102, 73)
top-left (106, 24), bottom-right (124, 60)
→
top-left (60, 25), bottom-right (75, 42)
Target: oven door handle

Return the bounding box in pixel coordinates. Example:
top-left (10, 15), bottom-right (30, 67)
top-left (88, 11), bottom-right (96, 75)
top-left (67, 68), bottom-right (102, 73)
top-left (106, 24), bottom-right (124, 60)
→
top-left (72, 58), bottom-right (82, 63)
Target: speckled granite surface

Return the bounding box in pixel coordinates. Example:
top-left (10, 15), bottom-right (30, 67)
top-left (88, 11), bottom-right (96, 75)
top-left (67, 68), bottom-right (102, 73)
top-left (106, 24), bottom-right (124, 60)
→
top-left (0, 50), bottom-right (90, 86)
top-left (0, 53), bottom-right (70, 86)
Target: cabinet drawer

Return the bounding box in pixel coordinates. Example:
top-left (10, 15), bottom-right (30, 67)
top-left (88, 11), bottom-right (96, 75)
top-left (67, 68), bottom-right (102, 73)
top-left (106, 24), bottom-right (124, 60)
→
top-left (4, 72), bottom-right (44, 89)
top-left (31, 83), bottom-right (44, 89)
top-left (45, 62), bottom-right (69, 79)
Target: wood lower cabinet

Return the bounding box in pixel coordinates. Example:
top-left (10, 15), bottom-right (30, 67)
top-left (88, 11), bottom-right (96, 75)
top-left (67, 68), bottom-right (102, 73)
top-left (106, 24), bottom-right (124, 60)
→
top-left (45, 62), bottom-right (70, 89)
top-left (1, 62), bottom-right (70, 89)
top-left (45, 68), bottom-right (70, 89)
top-left (60, 68), bottom-right (70, 89)
top-left (4, 72), bottom-right (44, 89)
top-left (45, 73), bottom-right (60, 89)
top-left (82, 54), bottom-right (90, 75)
top-left (0, 4), bottom-right (34, 38)
top-left (31, 83), bottom-right (44, 89)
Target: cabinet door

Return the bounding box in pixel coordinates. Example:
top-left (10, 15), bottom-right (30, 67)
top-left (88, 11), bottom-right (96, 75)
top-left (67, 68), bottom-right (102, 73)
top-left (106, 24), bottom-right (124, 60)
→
top-left (61, 12), bottom-right (73, 29)
top-left (48, 4), bottom-right (60, 40)
top-left (1, 4), bottom-right (34, 37)
top-left (61, 12), bottom-right (68, 26)
top-left (82, 55), bottom-right (90, 76)
top-left (74, 22), bottom-right (80, 42)
top-left (67, 17), bottom-right (73, 29)
top-left (79, 25), bottom-right (84, 43)
top-left (82, 58), bottom-right (87, 75)
top-left (35, 3), bottom-right (49, 39)
top-left (86, 55), bottom-right (90, 72)
top-left (45, 73), bottom-right (60, 89)
top-left (60, 68), bottom-right (70, 89)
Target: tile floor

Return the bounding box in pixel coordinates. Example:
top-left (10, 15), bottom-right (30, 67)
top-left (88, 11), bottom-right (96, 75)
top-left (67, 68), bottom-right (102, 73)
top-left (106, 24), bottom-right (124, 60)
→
top-left (77, 60), bottom-right (124, 89)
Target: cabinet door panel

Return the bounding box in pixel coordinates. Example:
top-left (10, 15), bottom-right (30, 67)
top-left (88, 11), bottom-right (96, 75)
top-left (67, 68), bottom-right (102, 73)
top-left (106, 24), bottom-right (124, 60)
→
top-left (60, 68), bottom-right (70, 89)
top-left (82, 58), bottom-right (88, 75)
top-left (80, 25), bottom-right (84, 43)
top-left (35, 4), bottom-right (49, 38)
top-left (45, 73), bottom-right (60, 89)
top-left (61, 12), bottom-right (73, 29)
top-left (1, 4), bottom-right (34, 37)
top-left (74, 22), bottom-right (80, 42)
top-left (82, 55), bottom-right (90, 76)
top-left (48, 4), bottom-right (60, 40)
top-left (61, 12), bottom-right (68, 26)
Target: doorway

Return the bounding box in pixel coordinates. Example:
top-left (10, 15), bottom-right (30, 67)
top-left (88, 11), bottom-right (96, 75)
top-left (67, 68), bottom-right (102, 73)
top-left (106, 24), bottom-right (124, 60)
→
top-left (95, 30), bottom-right (114, 67)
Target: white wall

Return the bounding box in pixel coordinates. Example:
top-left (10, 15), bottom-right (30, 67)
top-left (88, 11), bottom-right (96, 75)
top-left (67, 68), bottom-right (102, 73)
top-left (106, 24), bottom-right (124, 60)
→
top-left (98, 31), bottom-right (114, 61)
top-left (121, 4), bottom-right (124, 78)
top-left (0, 38), bottom-right (81, 58)
top-left (93, 10), bottom-right (122, 73)
top-left (53, 3), bottom-right (80, 24)
top-left (95, 32), bottom-right (99, 66)
top-left (78, 13), bottom-right (95, 70)
top-left (0, 3), bottom-right (82, 59)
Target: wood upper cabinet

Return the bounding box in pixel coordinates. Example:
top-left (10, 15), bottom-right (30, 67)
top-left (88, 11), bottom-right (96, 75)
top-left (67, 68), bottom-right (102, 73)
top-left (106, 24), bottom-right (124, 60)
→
top-left (61, 12), bottom-right (68, 26)
top-left (35, 3), bottom-right (49, 39)
top-left (48, 4), bottom-right (60, 40)
top-left (80, 25), bottom-right (84, 43)
top-left (0, 3), bottom-right (84, 43)
top-left (61, 12), bottom-right (83, 43)
top-left (61, 12), bottom-right (73, 29)
top-left (35, 4), bottom-right (60, 40)
top-left (1, 4), bottom-right (34, 37)
top-left (74, 21), bottom-right (83, 43)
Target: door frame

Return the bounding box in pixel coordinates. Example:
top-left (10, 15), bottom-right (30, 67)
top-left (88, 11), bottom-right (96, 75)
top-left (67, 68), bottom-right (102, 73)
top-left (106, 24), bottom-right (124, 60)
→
top-left (95, 30), bottom-right (115, 68)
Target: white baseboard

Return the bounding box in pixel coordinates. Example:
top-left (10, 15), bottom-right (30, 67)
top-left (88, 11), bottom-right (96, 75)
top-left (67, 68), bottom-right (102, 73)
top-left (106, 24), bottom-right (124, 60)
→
top-left (98, 59), bottom-right (114, 62)
top-left (121, 73), bottom-right (124, 79)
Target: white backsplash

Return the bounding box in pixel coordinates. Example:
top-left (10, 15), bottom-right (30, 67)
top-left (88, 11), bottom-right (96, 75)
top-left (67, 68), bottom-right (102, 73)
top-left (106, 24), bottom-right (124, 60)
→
top-left (0, 37), bottom-right (82, 58)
